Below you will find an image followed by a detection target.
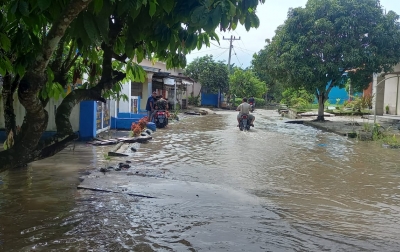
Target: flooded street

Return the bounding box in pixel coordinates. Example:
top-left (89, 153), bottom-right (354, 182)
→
top-left (1, 109), bottom-right (400, 251)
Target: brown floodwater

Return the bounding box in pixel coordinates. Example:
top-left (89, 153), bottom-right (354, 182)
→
top-left (0, 109), bottom-right (399, 251)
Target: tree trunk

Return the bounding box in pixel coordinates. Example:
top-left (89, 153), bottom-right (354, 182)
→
top-left (1, 75), bottom-right (18, 137)
top-left (0, 0), bottom-right (93, 172)
top-left (316, 93), bottom-right (326, 121)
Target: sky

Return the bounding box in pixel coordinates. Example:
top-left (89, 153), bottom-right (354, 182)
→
top-left (186, 0), bottom-right (400, 69)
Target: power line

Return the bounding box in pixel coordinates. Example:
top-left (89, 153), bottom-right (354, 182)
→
top-left (189, 48), bottom-right (226, 55)
top-left (232, 46), bottom-right (243, 67)
top-left (214, 49), bottom-right (229, 59)
top-left (223, 35), bottom-right (241, 72)
top-left (234, 30), bottom-right (247, 48)
top-left (235, 46), bottom-right (255, 56)
top-left (210, 41), bottom-right (228, 49)
top-left (235, 45), bottom-right (256, 54)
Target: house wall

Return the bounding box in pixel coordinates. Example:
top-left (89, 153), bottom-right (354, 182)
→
top-left (118, 80), bottom-right (131, 113)
top-left (327, 86), bottom-right (349, 104)
top-left (191, 81), bottom-right (201, 97)
top-left (382, 64), bottom-right (400, 115)
top-left (0, 93), bottom-right (80, 132)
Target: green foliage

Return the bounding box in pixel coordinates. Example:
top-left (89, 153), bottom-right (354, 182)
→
top-left (229, 68), bottom-right (266, 98)
top-left (254, 97), bottom-right (264, 105)
top-left (188, 93), bottom-right (200, 106)
top-left (382, 134), bottom-right (400, 148)
top-left (0, 0), bottom-right (265, 165)
top-left (185, 55), bottom-right (229, 93)
top-left (281, 88), bottom-right (314, 109)
top-left (343, 95), bottom-right (374, 112)
top-left (265, 0), bottom-right (400, 119)
top-left (1, 0), bottom-right (266, 99)
top-left (251, 44), bottom-right (283, 101)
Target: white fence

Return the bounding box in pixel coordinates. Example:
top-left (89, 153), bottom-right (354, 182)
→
top-left (0, 93), bottom-right (80, 132)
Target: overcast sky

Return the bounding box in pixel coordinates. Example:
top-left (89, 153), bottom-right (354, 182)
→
top-left (186, 0), bottom-right (400, 69)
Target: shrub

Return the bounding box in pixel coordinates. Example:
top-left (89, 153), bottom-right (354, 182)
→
top-left (188, 94), bottom-right (200, 106)
top-left (254, 98), bottom-right (265, 106)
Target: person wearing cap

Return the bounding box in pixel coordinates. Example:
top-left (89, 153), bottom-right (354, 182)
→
top-left (146, 91), bottom-right (157, 121)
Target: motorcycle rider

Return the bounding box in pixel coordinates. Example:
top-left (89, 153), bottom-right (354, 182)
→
top-left (236, 98), bottom-right (255, 127)
top-left (146, 91), bottom-right (157, 121)
top-left (155, 95), bottom-right (168, 111)
top-left (248, 96), bottom-right (255, 110)
top-left (152, 95), bottom-right (169, 122)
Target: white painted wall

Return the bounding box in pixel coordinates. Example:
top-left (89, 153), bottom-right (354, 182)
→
top-left (0, 93), bottom-right (80, 131)
top-left (383, 64), bottom-right (400, 115)
top-left (118, 80), bottom-right (131, 113)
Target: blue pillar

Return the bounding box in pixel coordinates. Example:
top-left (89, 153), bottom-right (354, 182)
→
top-left (79, 101), bottom-right (97, 141)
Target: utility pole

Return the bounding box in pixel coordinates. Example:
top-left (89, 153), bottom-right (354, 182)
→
top-left (223, 35), bottom-right (241, 73)
top-left (223, 35), bottom-right (241, 108)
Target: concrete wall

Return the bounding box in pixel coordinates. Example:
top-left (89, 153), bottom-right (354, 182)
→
top-left (118, 80), bottom-right (131, 113)
top-left (0, 93), bottom-right (80, 131)
top-left (140, 77), bottom-right (151, 112)
top-left (373, 64), bottom-right (400, 115)
top-left (383, 64), bottom-right (400, 115)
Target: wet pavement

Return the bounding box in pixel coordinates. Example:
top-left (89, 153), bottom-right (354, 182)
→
top-left (1, 109), bottom-right (400, 251)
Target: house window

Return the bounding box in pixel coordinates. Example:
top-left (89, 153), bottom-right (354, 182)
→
top-left (131, 81), bottom-right (142, 96)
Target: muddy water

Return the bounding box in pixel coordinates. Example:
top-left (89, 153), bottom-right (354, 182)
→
top-left (1, 110), bottom-right (400, 251)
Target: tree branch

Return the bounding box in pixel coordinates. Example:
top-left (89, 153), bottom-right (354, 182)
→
top-left (51, 37), bottom-right (66, 74)
top-left (112, 52), bottom-right (128, 63)
top-left (0, 0), bottom-right (93, 171)
top-left (65, 53), bottom-right (80, 72)
top-left (1, 74), bottom-right (20, 137)
top-left (32, 0), bottom-right (93, 75)
top-left (63, 41), bottom-right (75, 69)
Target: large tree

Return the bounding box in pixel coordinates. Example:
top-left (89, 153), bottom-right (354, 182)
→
top-left (0, 0), bottom-right (265, 171)
top-left (185, 55), bottom-right (229, 94)
top-left (265, 0), bottom-right (400, 120)
top-left (251, 44), bottom-right (283, 102)
top-left (229, 67), bottom-right (266, 98)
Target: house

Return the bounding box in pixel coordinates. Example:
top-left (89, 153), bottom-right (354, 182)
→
top-left (116, 59), bottom-right (200, 117)
top-left (372, 63), bottom-right (400, 115)
top-left (0, 59), bottom-right (202, 140)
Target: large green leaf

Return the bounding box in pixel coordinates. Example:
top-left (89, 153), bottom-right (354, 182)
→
top-left (18, 0), bottom-right (30, 16)
top-left (136, 47), bottom-right (144, 63)
top-left (0, 33), bottom-right (11, 51)
top-left (95, 15), bottom-right (109, 43)
top-left (83, 14), bottom-right (100, 42)
top-left (160, 0), bottom-right (174, 14)
top-left (37, 0), bottom-right (52, 11)
top-left (149, 0), bottom-right (157, 17)
top-left (93, 0), bottom-right (103, 14)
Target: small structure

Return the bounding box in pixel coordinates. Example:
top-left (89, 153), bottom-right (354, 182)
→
top-left (372, 63), bottom-right (400, 116)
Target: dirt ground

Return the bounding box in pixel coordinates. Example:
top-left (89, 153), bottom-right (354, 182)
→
top-left (300, 115), bottom-right (400, 137)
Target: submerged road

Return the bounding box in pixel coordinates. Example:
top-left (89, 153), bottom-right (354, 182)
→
top-left (1, 109), bottom-right (400, 251)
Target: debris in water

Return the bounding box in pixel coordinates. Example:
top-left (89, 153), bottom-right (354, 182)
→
top-left (99, 167), bottom-right (109, 173)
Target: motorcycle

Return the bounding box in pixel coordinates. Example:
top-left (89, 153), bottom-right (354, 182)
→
top-left (239, 114), bottom-right (251, 131)
top-left (249, 102), bottom-right (255, 112)
top-left (154, 110), bottom-right (168, 128)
